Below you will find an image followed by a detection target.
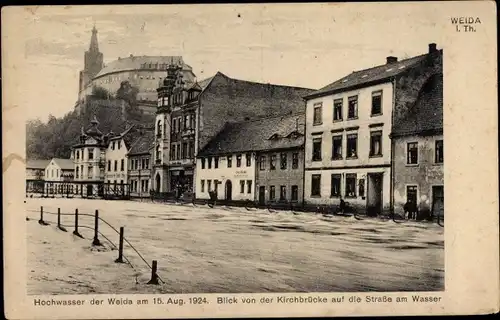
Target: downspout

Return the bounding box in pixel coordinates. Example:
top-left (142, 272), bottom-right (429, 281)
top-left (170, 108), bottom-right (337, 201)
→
top-left (301, 100), bottom-right (307, 210)
top-left (390, 77), bottom-right (396, 219)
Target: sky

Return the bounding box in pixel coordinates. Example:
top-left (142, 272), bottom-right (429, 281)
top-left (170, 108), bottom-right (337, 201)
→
top-left (16, 3), bottom-right (445, 121)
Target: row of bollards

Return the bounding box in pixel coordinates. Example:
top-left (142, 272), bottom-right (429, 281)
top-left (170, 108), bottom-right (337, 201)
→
top-left (37, 206), bottom-right (160, 285)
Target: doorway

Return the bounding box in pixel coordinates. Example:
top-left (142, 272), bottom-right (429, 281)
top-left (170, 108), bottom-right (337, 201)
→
top-left (258, 186), bottom-right (265, 205)
top-left (432, 186), bottom-right (444, 219)
top-left (367, 173), bottom-right (383, 216)
top-left (225, 180), bottom-right (232, 200)
top-left (155, 173), bottom-right (161, 193)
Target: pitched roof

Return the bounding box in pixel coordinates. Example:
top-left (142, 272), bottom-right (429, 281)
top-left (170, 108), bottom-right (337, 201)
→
top-left (52, 158), bottom-right (74, 170)
top-left (305, 53), bottom-right (433, 99)
top-left (198, 113), bottom-right (305, 156)
top-left (26, 159), bottom-right (50, 170)
top-left (94, 55), bottom-right (192, 79)
top-left (128, 130), bottom-right (155, 156)
top-left (392, 73), bottom-right (443, 137)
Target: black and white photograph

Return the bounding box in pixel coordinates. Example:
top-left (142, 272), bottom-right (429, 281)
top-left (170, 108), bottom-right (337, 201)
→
top-left (2, 2), bottom-right (498, 318)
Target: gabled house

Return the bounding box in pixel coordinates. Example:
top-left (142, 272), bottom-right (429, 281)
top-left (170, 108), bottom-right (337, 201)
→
top-left (127, 128), bottom-right (154, 198)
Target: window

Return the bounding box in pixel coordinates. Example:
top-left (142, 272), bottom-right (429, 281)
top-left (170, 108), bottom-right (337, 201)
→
top-left (240, 180), bottom-right (245, 193)
top-left (207, 180), bottom-right (212, 191)
top-left (214, 180), bottom-right (219, 194)
top-left (182, 142), bottom-right (187, 159)
top-left (208, 157), bottom-right (212, 169)
top-left (236, 154), bottom-right (242, 167)
top-left (156, 145), bottom-right (161, 162)
top-left (172, 119), bottom-right (176, 133)
top-left (333, 99), bottom-right (343, 121)
top-left (311, 174), bottom-right (321, 196)
top-left (246, 153), bottom-right (251, 167)
top-left (407, 185), bottom-right (418, 204)
top-left (330, 174), bottom-right (341, 197)
top-left (407, 142), bottom-right (418, 164)
top-left (280, 186), bottom-right (286, 201)
top-left (347, 133), bottom-right (358, 158)
top-left (212, 157), bottom-right (218, 169)
top-left (88, 166), bottom-right (93, 179)
top-left (259, 156), bottom-right (266, 170)
top-left (358, 178), bottom-right (365, 198)
top-left (313, 103), bottom-right (322, 125)
top-left (227, 156), bottom-right (232, 168)
top-left (291, 185), bottom-right (298, 201)
top-left (201, 180), bottom-right (205, 192)
top-left (118, 141), bottom-right (121, 150)
top-left (76, 151), bottom-right (80, 160)
top-left (176, 144), bottom-right (180, 159)
top-left (88, 149), bottom-right (94, 160)
top-left (112, 142), bottom-right (115, 150)
top-left (189, 141), bottom-right (195, 158)
top-left (292, 153), bottom-right (299, 169)
top-left (201, 158), bottom-right (206, 169)
top-left (332, 135), bottom-right (343, 160)
top-left (270, 154), bottom-right (277, 170)
top-left (347, 96), bottom-right (358, 119)
top-left (114, 160), bottom-right (118, 171)
top-left (121, 159), bottom-right (124, 171)
top-left (369, 131), bottom-right (383, 157)
top-left (435, 140), bottom-right (443, 163)
top-left (76, 166), bottom-right (80, 179)
top-left (280, 153), bottom-right (287, 170)
top-left (247, 180), bottom-right (252, 194)
top-left (346, 174), bottom-right (357, 198)
top-left (270, 186), bottom-right (276, 200)
top-left (371, 91), bottom-right (383, 115)
top-left (184, 115), bottom-right (189, 130)
top-left (107, 160), bottom-right (111, 171)
top-left (312, 138), bottom-right (322, 161)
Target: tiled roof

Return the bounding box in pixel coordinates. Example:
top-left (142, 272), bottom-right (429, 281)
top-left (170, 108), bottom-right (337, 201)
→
top-left (305, 54), bottom-right (430, 98)
top-left (128, 130), bottom-right (155, 156)
top-left (94, 55), bottom-right (192, 79)
top-left (392, 73), bottom-right (443, 137)
top-left (52, 158), bottom-right (74, 170)
top-left (26, 159), bottom-right (50, 169)
top-left (198, 113), bottom-right (305, 156)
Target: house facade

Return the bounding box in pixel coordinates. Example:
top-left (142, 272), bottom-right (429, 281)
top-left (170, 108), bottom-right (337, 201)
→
top-left (72, 117), bottom-right (108, 196)
top-left (196, 114), bottom-right (305, 205)
top-left (127, 129), bottom-right (154, 198)
top-left (45, 158), bottom-right (74, 182)
top-left (195, 152), bottom-right (256, 202)
top-left (154, 71), bottom-right (314, 198)
top-left (26, 160), bottom-right (50, 180)
top-left (303, 43), bottom-right (443, 216)
top-left (392, 73), bottom-right (444, 219)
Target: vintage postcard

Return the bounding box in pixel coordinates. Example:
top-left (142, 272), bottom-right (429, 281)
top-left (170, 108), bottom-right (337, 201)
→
top-left (2, 2), bottom-right (499, 319)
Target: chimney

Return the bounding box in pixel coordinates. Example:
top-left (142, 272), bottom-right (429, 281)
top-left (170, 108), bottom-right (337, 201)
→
top-left (428, 43), bottom-right (437, 53)
top-left (386, 56), bottom-right (398, 64)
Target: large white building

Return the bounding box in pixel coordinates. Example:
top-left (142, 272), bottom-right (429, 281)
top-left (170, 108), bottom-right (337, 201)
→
top-left (45, 158), bottom-right (74, 182)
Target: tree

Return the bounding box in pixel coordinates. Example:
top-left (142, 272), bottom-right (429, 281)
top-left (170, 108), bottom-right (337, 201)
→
top-left (92, 86), bottom-right (112, 100)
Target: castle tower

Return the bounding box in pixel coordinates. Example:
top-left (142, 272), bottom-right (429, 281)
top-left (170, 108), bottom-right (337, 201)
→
top-left (84, 25), bottom-right (104, 82)
top-left (79, 25), bottom-right (104, 95)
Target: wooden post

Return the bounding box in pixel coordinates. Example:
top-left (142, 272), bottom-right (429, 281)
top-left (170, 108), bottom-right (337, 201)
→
top-left (115, 227), bottom-right (125, 263)
top-left (92, 210), bottom-right (102, 246)
top-left (38, 206), bottom-right (49, 225)
top-left (73, 208), bottom-right (83, 238)
top-left (56, 208), bottom-right (67, 231)
top-left (147, 260), bottom-right (159, 285)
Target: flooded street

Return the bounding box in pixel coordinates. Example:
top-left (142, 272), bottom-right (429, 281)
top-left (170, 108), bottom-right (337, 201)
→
top-left (26, 198), bottom-right (444, 295)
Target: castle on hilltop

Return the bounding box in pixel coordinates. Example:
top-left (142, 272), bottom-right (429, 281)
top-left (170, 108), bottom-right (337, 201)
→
top-left (75, 25), bottom-right (196, 115)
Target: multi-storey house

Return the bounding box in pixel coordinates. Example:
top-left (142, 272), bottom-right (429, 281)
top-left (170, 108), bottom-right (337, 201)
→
top-left (127, 129), bottom-right (154, 198)
top-left (72, 116), bottom-right (108, 197)
top-left (154, 70), bottom-right (314, 198)
top-left (195, 114), bottom-right (305, 206)
top-left (303, 43), bottom-right (443, 216)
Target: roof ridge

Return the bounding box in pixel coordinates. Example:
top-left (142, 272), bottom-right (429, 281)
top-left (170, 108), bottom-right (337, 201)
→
top-left (351, 53), bottom-right (428, 75)
top-left (229, 112), bottom-right (305, 125)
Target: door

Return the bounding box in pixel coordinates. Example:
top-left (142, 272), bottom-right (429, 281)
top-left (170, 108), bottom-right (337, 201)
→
top-left (259, 186), bottom-right (265, 205)
top-left (432, 186), bottom-right (444, 219)
top-left (155, 173), bottom-right (161, 193)
top-left (225, 180), bottom-right (232, 201)
top-left (367, 173), bottom-right (383, 216)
